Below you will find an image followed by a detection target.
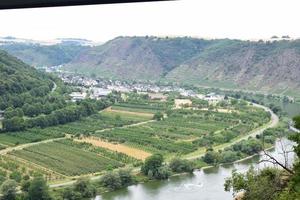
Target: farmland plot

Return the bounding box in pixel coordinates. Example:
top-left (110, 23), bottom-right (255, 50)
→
top-left (10, 140), bottom-right (123, 176)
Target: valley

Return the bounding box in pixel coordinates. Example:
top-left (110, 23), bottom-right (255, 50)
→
top-left (0, 37), bottom-right (298, 200)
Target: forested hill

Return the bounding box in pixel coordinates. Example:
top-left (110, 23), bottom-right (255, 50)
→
top-left (64, 36), bottom-right (214, 80)
top-left (0, 49), bottom-right (53, 109)
top-left (0, 43), bottom-right (90, 67)
top-left (2, 36), bottom-right (300, 95)
top-left (64, 37), bottom-right (300, 95)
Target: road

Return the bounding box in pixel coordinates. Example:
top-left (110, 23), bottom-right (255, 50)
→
top-left (51, 81), bottom-right (57, 93)
top-left (0, 137), bottom-right (66, 156)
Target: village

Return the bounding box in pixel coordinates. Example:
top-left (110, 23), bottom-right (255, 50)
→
top-left (58, 73), bottom-right (225, 105)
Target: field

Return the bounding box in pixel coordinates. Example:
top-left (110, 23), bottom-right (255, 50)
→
top-left (0, 128), bottom-right (64, 147)
top-left (47, 110), bottom-right (152, 136)
top-left (0, 97), bottom-right (271, 183)
top-left (111, 101), bottom-right (169, 114)
top-left (94, 105), bottom-right (270, 156)
top-left (75, 136), bottom-right (151, 160)
top-left (10, 140), bottom-right (124, 176)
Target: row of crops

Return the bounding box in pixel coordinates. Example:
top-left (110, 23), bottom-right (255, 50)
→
top-left (49, 111), bottom-right (151, 135)
top-left (112, 100), bottom-right (169, 114)
top-left (9, 139), bottom-right (138, 176)
top-left (0, 110), bottom-right (151, 148)
top-left (0, 128), bottom-right (64, 147)
top-left (94, 106), bottom-right (270, 155)
top-left (10, 140), bottom-right (121, 176)
top-left (0, 155), bottom-right (63, 186)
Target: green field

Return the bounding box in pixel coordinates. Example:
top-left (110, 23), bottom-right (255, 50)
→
top-left (94, 105), bottom-right (269, 155)
top-left (10, 140), bottom-right (123, 176)
top-left (112, 101), bottom-right (169, 114)
top-left (0, 128), bottom-right (64, 147)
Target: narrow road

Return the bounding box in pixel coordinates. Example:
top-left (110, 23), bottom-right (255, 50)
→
top-left (95, 120), bottom-right (155, 133)
top-left (51, 81), bottom-right (57, 93)
top-left (0, 137), bottom-right (66, 156)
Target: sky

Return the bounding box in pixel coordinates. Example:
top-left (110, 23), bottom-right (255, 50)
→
top-left (0, 0), bottom-right (300, 43)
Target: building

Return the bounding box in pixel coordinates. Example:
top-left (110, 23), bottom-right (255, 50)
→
top-left (148, 93), bottom-right (168, 101)
top-left (203, 93), bottom-right (224, 105)
top-left (174, 99), bottom-right (192, 109)
top-left (70, 92), bottom-right (87, 102)
top-left (92, 88), bottom-right (112, 99)
top-left (0, 110), bottom-right (4, 120)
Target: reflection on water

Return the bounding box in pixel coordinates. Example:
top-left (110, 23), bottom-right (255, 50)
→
top-left (96, 138), bottom-right (295, 200)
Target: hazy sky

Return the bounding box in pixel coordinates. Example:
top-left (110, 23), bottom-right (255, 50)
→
top-left (0, 0), bottom-right (299, 42)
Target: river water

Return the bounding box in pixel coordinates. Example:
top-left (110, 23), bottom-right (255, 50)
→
top-left (96, 138), bottom-right (295, 200)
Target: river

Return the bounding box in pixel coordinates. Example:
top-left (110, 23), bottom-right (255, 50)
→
top-left (95, 138), bottom-right (295, 200)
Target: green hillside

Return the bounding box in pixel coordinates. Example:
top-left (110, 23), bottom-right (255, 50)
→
top-left (2, 37), bottom-right (300, 96)
top-left (0, 43), bottom-right (90, 67)
top-left (0, 49), bottom-right (53, 99)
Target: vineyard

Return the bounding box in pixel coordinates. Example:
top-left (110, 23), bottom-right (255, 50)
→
top-left (0, 128), bottom-right (64, 147)
top-left (0, 97), bottom-right (272, 183)
top-left (111, 100), bottom-right (170, 114)
top-left (0, 154), bottom-right (64, 186)
top-left (10, 140), bottom-right (124, 176)
top-left (94, 105), bottom-right (270, 155)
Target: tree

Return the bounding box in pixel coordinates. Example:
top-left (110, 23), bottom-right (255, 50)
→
top-left (141, 154), bottom-right (164, 176)
top-left (169, 158), bottom-right (193, 173)
top-left (100, 172), bottom-right (122, 190)
top-left (224, 167), bottom-right (286, 200)
top-left (73, 178), bottom-right (96, 198)
top-left (153, 112), bottom-right (164, 121)
top-left (3, 116), bottom-right (25, 131)
top-left (118, 169), bottom-right (133, 187)
top-left (27, 176), bottom-right (52, 200)
top-left (203, 150), bottom-right (219, 165)
top-left (0, 180), bottom-right (18, 200)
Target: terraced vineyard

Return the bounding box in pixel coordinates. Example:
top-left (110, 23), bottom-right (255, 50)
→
top-left (0, 128), bottom-right (64, 147)
top-left (112, 101), bottom-right (170, 114)
top-left (0, 98), bottom-right (271, 183)
top-left (95, 105), bottom-right (270, 155)
top-left (0, 154), bottom-right (64, 186)
top-left (10, 140), bottom-right (123, 176)
top-left (47, 110), bottom-right (152, 136)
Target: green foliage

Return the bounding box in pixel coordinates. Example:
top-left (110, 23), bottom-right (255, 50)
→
top-left (27, 176), bottom-right (52, 200)
top-left (224, 167), bottom-right (286, 200)
top-left (11, 141), bottom-right (122, 176)
top-left (0, 180), bottom-right (18, 200)
top-left (100, 172), bottom-right (122, 190)
top-left (169, 158), bottom-right (194, 173)
top-left (203, 150), bottom-right (220, 165)
top-left (141, 154), bottom-right (170, 179)
top-left (71, 178), bottom-right (96, 199)
top-left (153, 112), bottom-right (164, 121)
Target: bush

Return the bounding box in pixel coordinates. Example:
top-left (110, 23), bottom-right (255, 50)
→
top-left (169, 158), bottom-right (193, 173)
top-left (100, 172), bottom-right (122, 190)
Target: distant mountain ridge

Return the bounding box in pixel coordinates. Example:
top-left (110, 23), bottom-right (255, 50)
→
top-left (1, 36), bottom-right (300, 95)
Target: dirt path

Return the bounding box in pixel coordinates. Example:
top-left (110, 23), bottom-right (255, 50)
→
top-left (51, 81), bottom-right (57, 93)
top-left (95, 119), bottom-right (155, 134)
top-left (75, 137), bottom-right (151, 160)
top-left (105, 107), bottom-right (154, 117)
top-left (0, 137), bottom-right (66, 156)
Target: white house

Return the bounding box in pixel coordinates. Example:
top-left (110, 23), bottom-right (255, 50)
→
top-left (174, 99), bottom-right (193, 109)
top-left (70, 92), bottom-right (87, 102)
top-left (203, 93), bottom-right (224, 104)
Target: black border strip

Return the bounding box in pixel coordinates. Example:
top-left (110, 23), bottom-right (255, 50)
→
top-left (0, 0), bottom-right (173, 10)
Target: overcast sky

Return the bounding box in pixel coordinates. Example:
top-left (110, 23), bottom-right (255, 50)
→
top-left (0, 0), bottom-right (299, 42)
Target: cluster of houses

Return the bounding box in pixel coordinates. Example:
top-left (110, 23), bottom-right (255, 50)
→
top-left (60, 73), bottom-right (225, 104)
